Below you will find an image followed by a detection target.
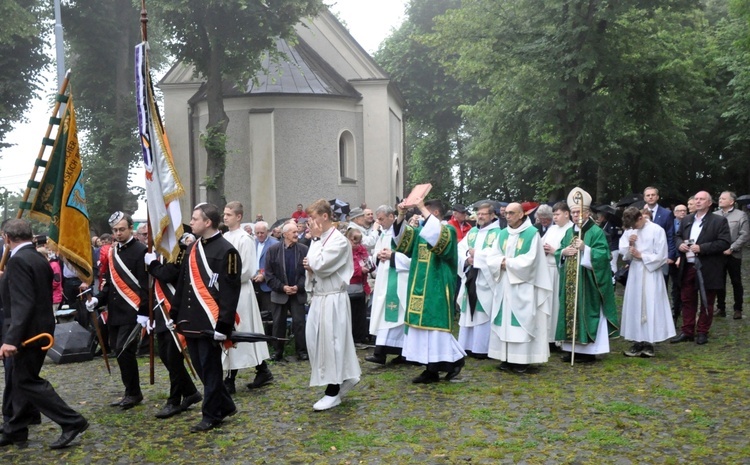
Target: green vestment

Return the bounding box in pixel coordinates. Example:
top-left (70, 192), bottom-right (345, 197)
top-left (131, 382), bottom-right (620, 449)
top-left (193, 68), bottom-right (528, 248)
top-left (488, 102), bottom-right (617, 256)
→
top-left (395, 218), bottom-right (458, 332)
top-left (554, 220), bottom-right (619, 343)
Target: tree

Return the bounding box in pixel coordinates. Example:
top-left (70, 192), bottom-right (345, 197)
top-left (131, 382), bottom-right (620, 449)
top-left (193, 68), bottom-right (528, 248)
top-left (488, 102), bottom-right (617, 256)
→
top-left (149, 0), bottom-right (323, 206)
top-left (62, 0), bottom-right (166, 232)
top-left (0, 0), bottom-right (48, 150)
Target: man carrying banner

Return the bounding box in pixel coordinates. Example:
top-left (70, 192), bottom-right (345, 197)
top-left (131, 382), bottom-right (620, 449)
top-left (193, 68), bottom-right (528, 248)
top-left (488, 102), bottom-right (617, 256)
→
top-left (171, 203), bottom-right (241, 432)
top-left (85, 212), bottom-right (149, 409)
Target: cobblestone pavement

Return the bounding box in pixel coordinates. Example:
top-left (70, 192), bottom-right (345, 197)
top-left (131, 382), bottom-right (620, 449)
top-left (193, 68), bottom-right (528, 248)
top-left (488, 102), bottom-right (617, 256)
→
top-left (2, 266), bottom-right (750, 464)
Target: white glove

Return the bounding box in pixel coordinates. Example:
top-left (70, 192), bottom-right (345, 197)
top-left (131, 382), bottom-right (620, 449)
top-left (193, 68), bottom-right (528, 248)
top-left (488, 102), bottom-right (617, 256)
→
top-left (165, 319), bottom-right (175, 332)
top-left (136, 315), bottom-right (156, 334)
top-left (85, 297), bottom-right (98, 312)
top-left (213, 331), bottom-right (227, 341)
top-left (144, 252), bottom-right (158, 266)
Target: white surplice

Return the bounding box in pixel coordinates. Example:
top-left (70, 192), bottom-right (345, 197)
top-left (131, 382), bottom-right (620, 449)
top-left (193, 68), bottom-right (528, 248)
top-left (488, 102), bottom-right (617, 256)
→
top-left (368, 226), bottom-right (410, 348)
top-left (479, 218), bottom-right (552, 364)
top-left (618, 221), bottom-right (676, 343)
top-left (222, 229), bottom-right (270, 370)
top-left (305, 226), bottom-right (361, 386)
top-left (542, 221), bottom-right (573, 342)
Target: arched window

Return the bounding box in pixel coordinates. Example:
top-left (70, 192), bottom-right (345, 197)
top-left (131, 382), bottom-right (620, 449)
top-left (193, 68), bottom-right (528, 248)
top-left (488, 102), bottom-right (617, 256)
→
top-left (339, 130), bottom-right (356, 183)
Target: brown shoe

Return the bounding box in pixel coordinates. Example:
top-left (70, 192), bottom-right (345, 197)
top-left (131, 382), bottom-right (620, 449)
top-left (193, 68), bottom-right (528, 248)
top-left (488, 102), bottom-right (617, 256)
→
top-left (734, 311), bottom-right (743, 320)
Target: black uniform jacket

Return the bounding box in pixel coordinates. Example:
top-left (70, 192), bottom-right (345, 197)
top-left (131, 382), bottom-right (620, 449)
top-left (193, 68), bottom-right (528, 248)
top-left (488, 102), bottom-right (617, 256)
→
top-left (99, 237), bottom-right (149, 325)
top-left (675, 212), bottom-right (731, 290)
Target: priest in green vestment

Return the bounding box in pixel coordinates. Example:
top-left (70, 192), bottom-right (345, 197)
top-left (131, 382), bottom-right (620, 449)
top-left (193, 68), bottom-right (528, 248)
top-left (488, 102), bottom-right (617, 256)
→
top-left (555, 187), bottom-right (619, 363)
top-left (394, 197), bottom-right (466, 384)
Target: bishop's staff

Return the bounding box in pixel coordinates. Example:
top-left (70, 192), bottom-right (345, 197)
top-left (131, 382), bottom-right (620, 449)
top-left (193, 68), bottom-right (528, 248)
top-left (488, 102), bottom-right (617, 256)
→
top-left (570, 190), bottom-right (585, 366)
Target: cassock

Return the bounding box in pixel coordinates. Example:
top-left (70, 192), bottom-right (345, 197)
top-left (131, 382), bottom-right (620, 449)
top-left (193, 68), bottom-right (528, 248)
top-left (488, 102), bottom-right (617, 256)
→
top-left (305, 226), bottom-right (361, 387)
top-left (619, 221), bottom-right (676, 343)
top-left (542, 221), bottom-right (573, 342)
top-left (395, 215), bottom-right (466, 366)
top-left (555, 220), bottom-right (619, 354)
top-left (368, 226), bottom-right (410, 352)
top-left (222, 229), bottom-right (270, 370)
top-left (458, 220), bottom-right (501, 355)
top-left (479, 217), bottom-right (552, 364)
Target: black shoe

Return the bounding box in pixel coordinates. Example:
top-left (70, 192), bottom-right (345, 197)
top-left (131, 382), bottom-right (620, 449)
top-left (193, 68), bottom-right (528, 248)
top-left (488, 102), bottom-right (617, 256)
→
top-left (365, 354), bottom-right (386, 365)
top-left (180, 392), bottom-right (203, 411)
top-left (696, 333), bottom-right (708, 345)
top-left (190, 419), bottom-right (222, 433)
top-left (50, 419), bottom-right (88, 449)
top-left (623, 342), bottom-right (644, 357)
top-left (640, 343), bottom-right (655, 358)
top-left (670, 333), bottom-right (694, 343)
top-left (221, 407), bottom-right (238, 420)
top-left (715, 308), bottom-right (727, 317)
top-left (155, 403), bottom-right (184, 419)
top-left (224, 378), bottom-right (236, 395)
top-left (247, 371), bottom-right (274, 389)
top-left (0, 433), bottom-right (28, 448)
top-left (469, 352), bottom-right (488, 359)
top-left (120, 395), bottom-right (143, 410)
top-left (445, 361), bottom-right (464, 381)
top-left (412, 370), bottom-right (440, 384)
top-left (561, 353), bottom-right (596, 363)
top-left (297, 352), bottom-right (309, 361)
top-left (499, 361), bottom-right (512, 371)
top-left (271, 352), bottom-right (284, 362)
top-left (512, 364), bottom-right (529, 374)
top-left (390, 355), bottom-right (408, 365)
top-left (109, 397), bottom-right (125, 407)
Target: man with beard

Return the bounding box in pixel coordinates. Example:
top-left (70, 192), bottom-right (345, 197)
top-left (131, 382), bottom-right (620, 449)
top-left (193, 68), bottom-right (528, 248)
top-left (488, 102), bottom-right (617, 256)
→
top-left (365, 205), bottom-right (411, 365)
top-left (478, 203), bottom-right (552, 373)
top-left (457, 203), bottom-right (501, 359)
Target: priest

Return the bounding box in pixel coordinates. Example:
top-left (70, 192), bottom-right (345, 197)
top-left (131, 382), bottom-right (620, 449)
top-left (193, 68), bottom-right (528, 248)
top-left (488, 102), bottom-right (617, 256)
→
top-left (555, 187), bottom-right (619, 363)
top-left (457, 202), bottom-right (501, 359)
top-left (542, 202), bottom-right (574, 347)
top-left (477, 203), bottom-right (552, 373)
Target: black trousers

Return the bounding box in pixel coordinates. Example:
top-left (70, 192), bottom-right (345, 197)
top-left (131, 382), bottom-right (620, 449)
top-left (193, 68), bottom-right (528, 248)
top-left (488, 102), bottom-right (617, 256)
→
top-left (4, 349), bottom-right (84, 440)
top-left (2, 357), bottom-right (40, 427)
top-left (156, 331), bottom-right (198, 406)
top-left (349, 294), bottom-right (369, 344)
top-left (717, 255), bottom-right (743, 312)
top-left (669, 263), bottom-right (682, 316)
top-left (187, 337), bottom-right (235, 422)
top-left (272, 298), bottom-right (307, 354)
top-left (109, 324), bottom-right (142, 398)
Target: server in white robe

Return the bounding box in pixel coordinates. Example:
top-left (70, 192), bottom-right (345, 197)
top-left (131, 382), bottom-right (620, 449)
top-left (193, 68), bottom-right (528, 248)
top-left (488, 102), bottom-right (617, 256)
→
top-left (542, 202), bottom-right (573, 344)
top-left (222, 202), bottom-right (272, 393)
top-left (618, 207), bottom-right (676, 357)
top-left (458, 203), bottom-right (501, 358)
top-left (303, 200), bottom-right (361, 411)
top-left (478, 203), bottom-right (552, 372)
top-left (366, 205), bottom-right (411, 365)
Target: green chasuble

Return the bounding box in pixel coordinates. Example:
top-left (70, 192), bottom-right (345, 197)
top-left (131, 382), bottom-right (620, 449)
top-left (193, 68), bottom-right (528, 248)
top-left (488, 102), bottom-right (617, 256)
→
top-left (554, 220), bottom-right (619, 343)
top-left (395, 219), bottom-right (458, 332)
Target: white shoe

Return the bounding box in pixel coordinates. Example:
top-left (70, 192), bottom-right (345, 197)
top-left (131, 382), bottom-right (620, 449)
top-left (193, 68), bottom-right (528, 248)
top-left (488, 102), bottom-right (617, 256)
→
top-left (313, 395), bottom-right (341, 411)
top-left (339, 377), bottom-right (360, 398)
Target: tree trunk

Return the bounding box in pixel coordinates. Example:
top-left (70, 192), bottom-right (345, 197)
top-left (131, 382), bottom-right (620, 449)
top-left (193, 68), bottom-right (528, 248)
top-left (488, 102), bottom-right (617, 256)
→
top-left (203, 37), bottom-right (229, 207)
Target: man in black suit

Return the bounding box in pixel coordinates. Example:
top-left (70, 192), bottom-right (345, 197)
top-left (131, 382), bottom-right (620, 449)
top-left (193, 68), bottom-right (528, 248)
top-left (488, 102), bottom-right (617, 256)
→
top-left (672, 191), bottom-right (731, 345)
top-left (0, 219), bottom-right (88, 449)
top-left (265, 222), bottom-right (309, 361)
top-left (85, 211), bottom-right (149, 410)
top-left (171, 203), bottom-right (241, 432)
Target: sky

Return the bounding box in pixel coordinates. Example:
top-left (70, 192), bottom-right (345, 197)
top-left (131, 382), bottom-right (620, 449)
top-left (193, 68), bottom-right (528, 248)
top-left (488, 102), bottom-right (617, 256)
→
top-left (0, 0), bottom-right (406, 215)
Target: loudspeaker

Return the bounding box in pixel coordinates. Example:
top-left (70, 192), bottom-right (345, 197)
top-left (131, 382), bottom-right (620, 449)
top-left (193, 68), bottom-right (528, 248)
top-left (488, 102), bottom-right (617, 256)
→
top-left (47, 322), bottom-right (95, 364)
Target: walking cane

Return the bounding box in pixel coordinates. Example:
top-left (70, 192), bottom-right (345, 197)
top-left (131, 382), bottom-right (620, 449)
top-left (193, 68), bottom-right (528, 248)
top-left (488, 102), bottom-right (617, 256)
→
top-left (570, 191), bottom-right (585, 366)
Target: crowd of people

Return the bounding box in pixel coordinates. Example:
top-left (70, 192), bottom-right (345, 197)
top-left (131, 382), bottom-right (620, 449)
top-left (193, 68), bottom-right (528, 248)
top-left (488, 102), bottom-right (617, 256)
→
top-left (0, 185), bottom-right (747, 447)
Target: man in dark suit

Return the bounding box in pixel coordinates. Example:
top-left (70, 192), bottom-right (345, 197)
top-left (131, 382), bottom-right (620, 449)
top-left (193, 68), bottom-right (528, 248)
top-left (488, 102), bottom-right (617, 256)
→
top-left (171, 203), bottom-right (241, 432)
top-left (0, 219), bottom-right (88, 449)
top-left (643, 187), bottom-right (677, 264)
top-left (671, 191), bottom-right (731, 345)
top-left (251, 221), bottom-right (278, 326)
top-left (534, 204), bottom-right (553, 237)
top-left (265, 222), bottom-right (309, 361)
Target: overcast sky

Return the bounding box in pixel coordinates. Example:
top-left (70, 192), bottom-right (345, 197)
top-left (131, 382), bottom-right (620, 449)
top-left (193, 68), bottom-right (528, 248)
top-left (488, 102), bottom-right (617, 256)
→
top-left (0, 1), bottom-right (406, 211)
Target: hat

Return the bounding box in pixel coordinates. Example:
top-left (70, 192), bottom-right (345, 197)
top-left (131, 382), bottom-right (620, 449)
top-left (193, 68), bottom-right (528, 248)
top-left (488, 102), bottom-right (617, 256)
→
top-left (348, 207), bottom-right (365, 220)
top-left (567, 187), bottom-right (592, 210)
top-left (108, 211), bottom-right (126, 228)
top-left (452, 204), bottom-right (468, 214)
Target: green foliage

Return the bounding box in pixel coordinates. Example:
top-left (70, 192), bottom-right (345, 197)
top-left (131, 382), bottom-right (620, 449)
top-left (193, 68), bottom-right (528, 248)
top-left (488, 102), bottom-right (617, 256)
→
top-left (0, 0), bottom-right (48, 150)
top-left (148, 0), bottom-right (324, 204)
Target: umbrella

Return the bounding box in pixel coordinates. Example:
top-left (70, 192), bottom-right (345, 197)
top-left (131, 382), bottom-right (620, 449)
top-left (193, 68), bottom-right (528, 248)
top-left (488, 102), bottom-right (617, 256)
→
top-left (270, 217), bottom-right (291, 230)
top-left (329, 198), bottom-right (350, 216)
top-left (616, 194), bottom-right (644, 208)
top-left (592, 204), bottom-right (622, 227)
top-left (736, 194), bottom-right (750, 207)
